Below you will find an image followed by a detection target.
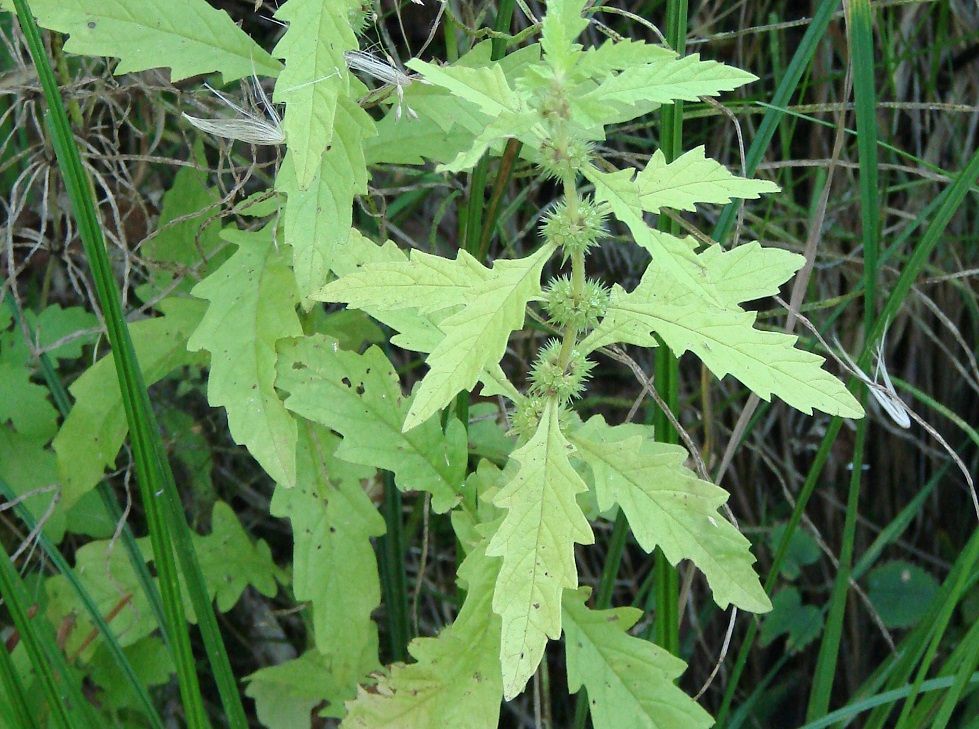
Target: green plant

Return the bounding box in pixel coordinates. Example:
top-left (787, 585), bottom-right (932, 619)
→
top-left (0, 0), bottom-right (882, 726)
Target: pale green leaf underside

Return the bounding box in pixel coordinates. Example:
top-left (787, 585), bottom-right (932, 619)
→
top-left (52, 297), bottom-right (205, 514)
top-left (563, 588), bottom-right (714, 729)
top-left (571, 416), bottom-right (771, 612)
top-left (637, 146), bottom-right (780, 213)
top-left (272, 0), bottom-right (357, 189)
top-left (580, 52), bottom-right (756, 110)
top-left (591, 264), bottom-right (864, 417)
top-left (574, 38), bottom-right (676, 79)
top-left (343, 544), bottom-right (503, 728)
top-left (404, 244), bottom-right (555, 430)
top-left (5, 0), bottom-right (281, 82)
top-left (187, 226), bottom-right (303, 487)
top-left (487, 400), bottom-right (594, 699)
top-left (276, 336), bottom-right (466, 513)
top-left (407, 59), bottom-right (524, 118)
top-left (317, 248), bottom-right (490, 315)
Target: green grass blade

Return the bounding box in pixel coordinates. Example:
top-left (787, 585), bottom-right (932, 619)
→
top-left (1, 297), bottom-right (171, 647)
top-left (9, 2), bottom-right (243, 726)
top-left (717, 140), bottom-right (979, 728)
top-left (806, 406), bottom-right (867, 721)
top-left (0, 623), bottom-right (40, 729)
top-left (713, 0), bottom-right (840, 244)
top-left (0, 540), bottom-right (96, 729)
top-left (797, 672), bottom-right (979, 729)
top-left (808, 5), bottom-right (879, 713)
top-left (848, 0), bottom-right (881, 331)
top-left (378, 471), bottom-right (410, 662)
top-left (0, 476), bottom-right (166, 729)
top-left (647, 0), bottom-right (687, 660)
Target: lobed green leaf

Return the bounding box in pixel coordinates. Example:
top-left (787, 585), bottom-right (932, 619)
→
top-left (486, 400), bottom-right (594, 699)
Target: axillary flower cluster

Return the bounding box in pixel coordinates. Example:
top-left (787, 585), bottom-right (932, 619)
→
top-left (511, 76), bottom-right (612, 437)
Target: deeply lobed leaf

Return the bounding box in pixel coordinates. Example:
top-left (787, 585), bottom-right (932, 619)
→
top-left (563, 588), bottom-right (714, 729)
top-left (187, 226), bottom-right (303, 487)
top-left (570, 416), bottom-right (771, 612)
top-left (486, 400), bottom-right (594, 699)
top-left (342, 543), bottom-right (503, 728)
top-left (276, 335), bottom-right (467, 513)
top-left (3, 0), bottom-right (280, 82)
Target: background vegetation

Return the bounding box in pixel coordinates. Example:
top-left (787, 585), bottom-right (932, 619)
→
top-left (1, 0), bottom-right (978, 727)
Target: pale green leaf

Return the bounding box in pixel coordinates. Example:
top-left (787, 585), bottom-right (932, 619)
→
top-left (541, 0), bottom-right (588, 73)
top-left (439, 110), bottom-right (542, 173)
top-left (53, 297), bottom-right (206, 513)
top-left (581, 240), bottom-right (806, 351)
top-left (563, 588), bottom-right (713, 729)
top-left (589, 264), bottom-right (864, 418)
top-left (406, 59), bottom-right (524, 118)
top-left (570, 416), bottom-right (771, 612)
top-left (486, 400), bottom-right (594, 699)
top-left (574, 38), bottom-right (676, 79)
top-left (365, 106), bottom-right (477, 165)
top-left (2, 0), bottom-right (281, 82)
top-left (246, 650), bottom-right (350, 729)
top-left (697, 241), bottom-right (804, 306)
top-left (636, 146), bottom-right (780, 213)
top-left (270, 420), bottom-right (383, 702)
top-left (187, 225), bottom-right (303, 487)
top-left (404, 244), bottom-right (554, 430)
top-left (276, 336), bottom-right (466, 513)
top-left (585, 165), bottom-right (721, 305)
top-left (579, 53), bottom-right (756, 113)
top-left (343, 543), bottom-right (503, 729)
top-left (317, 248), bottom-right (490, 316)
top-left (280, 96), bottom-right (374, 302)
top-left (322, 231), bottom-right (454, 356)
top-left (272, 0), bottom-right (357, 188)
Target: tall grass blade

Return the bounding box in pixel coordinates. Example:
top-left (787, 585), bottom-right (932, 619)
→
top-left (0, 476), bottom-right (166, 729)
top-left (717, 136), bottom-right (979, 729)
top-left (9, 2), bottom-right (246, 726)
top-left (0, 539), bottom-right (96, 729)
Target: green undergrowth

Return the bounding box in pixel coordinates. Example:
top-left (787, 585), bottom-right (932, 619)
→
top-left (0, 0), bottom-right (977, 728)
